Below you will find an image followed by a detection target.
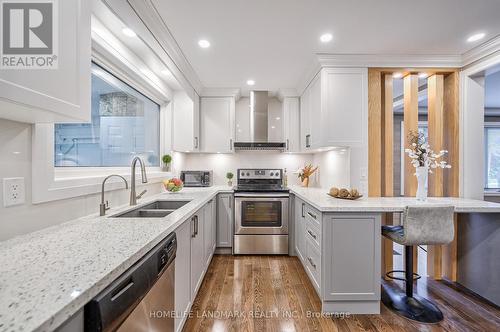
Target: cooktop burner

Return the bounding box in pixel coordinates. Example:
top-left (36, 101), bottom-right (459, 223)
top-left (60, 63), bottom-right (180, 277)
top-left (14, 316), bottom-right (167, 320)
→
top-left (235, 168), bottom-right (288, 192)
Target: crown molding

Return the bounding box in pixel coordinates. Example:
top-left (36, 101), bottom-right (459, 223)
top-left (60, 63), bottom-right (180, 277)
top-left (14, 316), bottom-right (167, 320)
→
top-left (316, 53), bottom-right (462, 68)
top-left (201, 88), bottom-right (241, 100)
top-left (277, 88), bottom-right (299, 101)
top-left (461, 34), bottom-right (500, 68)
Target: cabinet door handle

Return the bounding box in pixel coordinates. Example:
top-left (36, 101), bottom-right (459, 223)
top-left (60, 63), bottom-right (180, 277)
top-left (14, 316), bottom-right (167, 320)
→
top-left (307, 229), bottom-right (317, 240)
top-left (286, 139), bottom-right (289, 151)
top-left (301, 203), bottom-right (305, 218)
top-left (194, 137), bottom-right (199, 149)
top-left (308, 257), bottom-right (316, 269)
top-left (195, 216), bottom-right (199, 236)
top-left (306, 134), bottom-right (311, 148)
top-left (307, 211), bottom-right (317, 220)
top-left (230, 139), bottom-right (233, 151)
top-left (191, 216), bottom-right (196, 238)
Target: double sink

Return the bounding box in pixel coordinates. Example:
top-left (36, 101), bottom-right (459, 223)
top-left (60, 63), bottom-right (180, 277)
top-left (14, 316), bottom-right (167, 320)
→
top-left (112, 200), bottom-right (191, 218)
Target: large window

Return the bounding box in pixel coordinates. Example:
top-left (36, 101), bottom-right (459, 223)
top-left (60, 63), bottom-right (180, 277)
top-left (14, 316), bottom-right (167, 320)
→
top-left (485, 124), bottom-right (500, 189)
top-left (55, 63), bottom-right (160, 167)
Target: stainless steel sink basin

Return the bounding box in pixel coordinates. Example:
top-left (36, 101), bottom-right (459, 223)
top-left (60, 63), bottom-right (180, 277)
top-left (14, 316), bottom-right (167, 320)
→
top-left (111, 200), bottom-right (191, 218)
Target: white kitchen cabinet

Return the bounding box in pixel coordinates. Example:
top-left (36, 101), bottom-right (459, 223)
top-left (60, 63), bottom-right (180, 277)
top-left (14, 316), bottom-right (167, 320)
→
top-left (173, 91), bottom-right (200, 152)
top-left (0, 0), bottom-right (91, 123)
top-left (174, 220), bottom-right (191, 332)
top-left (299, 67), bottom-right (367, 150)
top-left (200, 97), bottom-right (235, 153)
top-left (282, 97), bottom-right (300, 152)
top-left (190, 208), bottom-right (205, 297)
top-left (216, 194), bottom-right (233, 248)
top-left (308, 73), bottom-right (322, 149)
top-left (321, 68), bottom-right (367, 147)
top-left (322, 214), bottom-right (380, 303)
top-left (294, 197), bottom-right (306, 261)
top-left (203, 198), bottom-right (216, 267)
top-left (300, 86), bottom-right (310, 151)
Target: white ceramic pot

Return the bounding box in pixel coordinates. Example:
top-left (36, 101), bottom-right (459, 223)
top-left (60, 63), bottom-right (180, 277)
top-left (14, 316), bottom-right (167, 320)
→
top-left (415, 166), bottom-right (428, 201)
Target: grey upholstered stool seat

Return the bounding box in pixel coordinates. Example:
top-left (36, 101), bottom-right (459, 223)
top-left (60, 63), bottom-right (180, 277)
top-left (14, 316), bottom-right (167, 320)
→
top-left (381, 205), bottom-right (455, 324)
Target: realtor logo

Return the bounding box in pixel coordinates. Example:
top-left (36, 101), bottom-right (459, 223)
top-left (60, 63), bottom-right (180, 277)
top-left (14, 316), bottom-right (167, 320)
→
top-left (1, 0), bottom-right (58, 69)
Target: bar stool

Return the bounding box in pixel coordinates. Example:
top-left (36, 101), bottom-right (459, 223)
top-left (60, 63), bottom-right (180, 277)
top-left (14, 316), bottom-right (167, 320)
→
top-left (381, 205), bottom-right (455, 323)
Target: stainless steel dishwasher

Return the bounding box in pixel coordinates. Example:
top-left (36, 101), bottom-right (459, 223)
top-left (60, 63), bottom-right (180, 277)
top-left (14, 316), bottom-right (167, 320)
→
top-left (85, 232), bottom-right (176, 332)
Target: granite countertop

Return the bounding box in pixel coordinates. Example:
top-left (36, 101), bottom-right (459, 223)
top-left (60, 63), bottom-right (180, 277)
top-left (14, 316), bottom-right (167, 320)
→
top-left (0, 186), bottom-right (232, 332)
top-left (289, 186), bottom-right (500, 213)
top-left (2, 185), bottom-right (499, 332)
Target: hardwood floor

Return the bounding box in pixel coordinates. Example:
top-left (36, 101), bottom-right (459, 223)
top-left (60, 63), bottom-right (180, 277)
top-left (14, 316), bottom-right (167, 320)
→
top-left (183, 255), bottom-right (500, 332)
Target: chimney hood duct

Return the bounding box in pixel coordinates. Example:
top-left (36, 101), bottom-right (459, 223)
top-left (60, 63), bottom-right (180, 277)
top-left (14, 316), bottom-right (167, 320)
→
top-left (233, 91), bottom-right (286, 151)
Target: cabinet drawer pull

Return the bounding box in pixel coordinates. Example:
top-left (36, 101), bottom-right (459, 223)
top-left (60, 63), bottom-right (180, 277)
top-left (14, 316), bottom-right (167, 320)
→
top-left (191, 216), bottom-right (196, 238)
top-left (301, 203), bottom-right (305, 218)
top-left (307, 211), bottom-right (317, 220)
top-left (307, 229), bottom-right (317, 240)
top-left (308, 257), bottom-right (316, 269)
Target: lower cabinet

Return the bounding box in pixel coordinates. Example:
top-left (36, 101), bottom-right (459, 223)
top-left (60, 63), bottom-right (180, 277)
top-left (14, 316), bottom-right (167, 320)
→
top-left (293, 196), bottom-right (382, 314)
top-left (294, 197), bottom-right (306, 261)
top-left (216, 194), bottom-right (233, 248)
top-left (174, 199), bottom-right (217, 332)
top-left (174, 221), bottom-right (191, 332)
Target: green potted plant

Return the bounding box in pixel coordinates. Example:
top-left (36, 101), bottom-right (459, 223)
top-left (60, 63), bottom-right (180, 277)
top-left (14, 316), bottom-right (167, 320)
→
top-left (226, 172), bottom-right (234, 187)
top-left (162, 154), bottom-right (172, 172)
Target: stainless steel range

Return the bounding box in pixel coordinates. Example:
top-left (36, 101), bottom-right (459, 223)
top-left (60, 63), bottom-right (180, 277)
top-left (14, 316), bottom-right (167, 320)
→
top-left (233, 168), bottom-right (289, 255)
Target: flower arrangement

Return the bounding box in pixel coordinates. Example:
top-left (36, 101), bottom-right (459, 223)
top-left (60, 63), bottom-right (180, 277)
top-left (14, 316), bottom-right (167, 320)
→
top-left (296, 164), bottom-right (318, 187)
top-left (404, 130), bottom-right (451, 200)
top-left (404, 131), bottom-right (451, 172)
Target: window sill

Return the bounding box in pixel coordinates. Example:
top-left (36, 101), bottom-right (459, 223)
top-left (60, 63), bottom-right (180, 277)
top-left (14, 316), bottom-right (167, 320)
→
top-left (484, 190), bottom-right (500, 197)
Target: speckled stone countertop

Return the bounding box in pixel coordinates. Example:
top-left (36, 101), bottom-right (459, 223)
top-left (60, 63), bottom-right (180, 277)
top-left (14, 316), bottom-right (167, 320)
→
top-left (289, 186), bottom-right (500, 213)
top-left (0, 186), bottom-right (232, 332)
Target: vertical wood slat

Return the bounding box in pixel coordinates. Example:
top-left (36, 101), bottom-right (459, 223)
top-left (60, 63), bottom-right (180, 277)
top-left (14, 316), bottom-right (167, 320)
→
top-left (368, 69), bottom-right (382, 197)
top-left (381, 74), bottom-right (394, 278)
top-left (403, 74), bottom-right (419, 273)
top-left (443, 72), bottom-right (460, 282)
top-left (427, 74), bottom-right (445, 279)
top-left (403, 74), bottom-right (419, 197)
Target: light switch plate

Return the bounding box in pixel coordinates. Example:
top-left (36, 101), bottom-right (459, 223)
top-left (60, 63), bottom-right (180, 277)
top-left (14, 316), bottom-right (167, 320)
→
top-left (3, 177), bottom-right (25, 207)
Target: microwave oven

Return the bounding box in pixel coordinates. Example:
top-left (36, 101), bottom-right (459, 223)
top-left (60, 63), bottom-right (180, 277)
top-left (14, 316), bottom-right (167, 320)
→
top-left (180, 171), bottom-right (213, 187)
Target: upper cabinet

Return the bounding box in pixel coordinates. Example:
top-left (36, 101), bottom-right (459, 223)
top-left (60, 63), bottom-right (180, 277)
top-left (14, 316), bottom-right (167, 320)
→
top-left (283, 97), bottom-right (300, 152)
top-left (300, 67), bottom-right (367, 151)
top-left (0, 0), bottom-right (91, 123)
top-left (200, 97), bottom-right (235, 153)
top-left (172, 91), bottom-right (200, 152)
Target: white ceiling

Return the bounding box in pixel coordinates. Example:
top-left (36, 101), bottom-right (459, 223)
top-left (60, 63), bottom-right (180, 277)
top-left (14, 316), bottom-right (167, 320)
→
top-left (151, 0), bottom-right (500, 94)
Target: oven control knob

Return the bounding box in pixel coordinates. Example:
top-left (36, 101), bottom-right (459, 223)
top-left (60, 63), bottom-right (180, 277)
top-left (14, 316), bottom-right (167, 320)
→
top-left (270, 172), bottom-right (274, 176)
top-left (246, 172), bottom-right (250, 176)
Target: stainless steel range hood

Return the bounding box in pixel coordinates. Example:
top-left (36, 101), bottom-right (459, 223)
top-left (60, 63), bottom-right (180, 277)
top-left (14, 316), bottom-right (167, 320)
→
top-left (234, 91), bottom-right (286, 151)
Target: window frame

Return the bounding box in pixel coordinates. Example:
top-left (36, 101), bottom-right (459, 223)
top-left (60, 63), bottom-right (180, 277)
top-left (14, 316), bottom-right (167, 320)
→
top-left (32, 55), bottom-right (173, 204)
top-left (54, 61), bottom-right (162, 169)
top-left (484, 122), bottom-right (500, 191)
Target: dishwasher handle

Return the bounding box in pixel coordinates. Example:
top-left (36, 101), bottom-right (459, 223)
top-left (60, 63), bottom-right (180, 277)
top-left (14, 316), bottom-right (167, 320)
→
top-left (85, 232), bottom-right (177, 332)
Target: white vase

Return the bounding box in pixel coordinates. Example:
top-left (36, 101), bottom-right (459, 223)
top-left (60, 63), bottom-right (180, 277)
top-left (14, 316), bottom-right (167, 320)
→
top-left (415, 166), bottom-right (428, 201)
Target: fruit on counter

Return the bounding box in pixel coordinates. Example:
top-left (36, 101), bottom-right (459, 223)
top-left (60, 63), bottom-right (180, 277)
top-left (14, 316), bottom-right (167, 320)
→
top-left (163, 178), bottom-right (184, 192)
top-left (350, 188), bottom-right (360, 198)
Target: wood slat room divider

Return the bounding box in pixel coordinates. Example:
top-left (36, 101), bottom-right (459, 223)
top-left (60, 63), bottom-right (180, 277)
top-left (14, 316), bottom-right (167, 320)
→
top-left (368, 69), bottom-right (460, 281)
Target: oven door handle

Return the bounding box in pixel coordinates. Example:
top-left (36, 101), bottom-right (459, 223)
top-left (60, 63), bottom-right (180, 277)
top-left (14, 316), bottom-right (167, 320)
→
top-left (234, 193), bottom-right (289, 198)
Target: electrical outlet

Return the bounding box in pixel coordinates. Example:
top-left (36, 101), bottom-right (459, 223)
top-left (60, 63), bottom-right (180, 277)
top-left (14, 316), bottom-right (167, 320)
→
top-left (3, 177), bottom-right (25, 207)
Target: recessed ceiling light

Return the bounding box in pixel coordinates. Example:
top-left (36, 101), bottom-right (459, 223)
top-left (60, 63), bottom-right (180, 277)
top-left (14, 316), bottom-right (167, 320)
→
top-left (418, 73), bottom-right (428, 79)
top-left (320, 33), bottom-right (333, 43)
top-left (246, 79), bottom-right (255, 86)
top-left (393, 72), bottom-right (403, 79)
top-left (122, 28), bottom-right (136, 37)
top-left (276, 117), bottom-right (281, 120)
top-left (467, 33), bottom-right (485, 43)
top-left (198, 39), bottom-right (210, 48)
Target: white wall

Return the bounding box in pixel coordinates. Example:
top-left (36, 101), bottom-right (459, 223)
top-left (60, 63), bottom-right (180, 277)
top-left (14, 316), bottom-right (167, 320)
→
top-left (0, 119), bottom-right (172, 241)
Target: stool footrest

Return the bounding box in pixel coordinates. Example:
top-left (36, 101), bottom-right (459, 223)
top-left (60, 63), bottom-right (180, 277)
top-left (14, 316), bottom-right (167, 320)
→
top-left (385, 270), bottom-right (421, 282)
